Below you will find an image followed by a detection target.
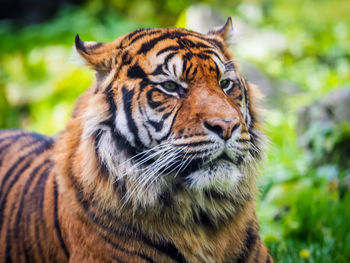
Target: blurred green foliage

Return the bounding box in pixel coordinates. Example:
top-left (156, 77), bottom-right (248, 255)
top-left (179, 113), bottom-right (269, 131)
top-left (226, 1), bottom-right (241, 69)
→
top-left (0, 7), bottom-right (152, 133)
top-left (0, 0), bottom-right (349, 261)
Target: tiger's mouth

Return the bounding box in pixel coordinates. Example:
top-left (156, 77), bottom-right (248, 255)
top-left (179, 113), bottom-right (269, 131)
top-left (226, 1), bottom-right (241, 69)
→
top-left (130, 142), bottom-right (245, 182)
top-left (216, 152), bottom-right (232, 163)
top-left (137, 149), bottom-right (240, 179)
top-left (177, 151), bottom-right (238, 178)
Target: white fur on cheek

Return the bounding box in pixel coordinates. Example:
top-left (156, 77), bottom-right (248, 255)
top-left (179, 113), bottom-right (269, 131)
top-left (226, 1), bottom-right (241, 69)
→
top-left (96, 131), bottom-right (119, 177)
top-left (115, 100), bottom-right (135, 146)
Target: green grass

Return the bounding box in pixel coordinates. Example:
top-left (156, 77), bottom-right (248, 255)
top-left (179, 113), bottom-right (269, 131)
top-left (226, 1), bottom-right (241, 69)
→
top-left (262, 189), bottom-right (350, 262)
top-left (258, 114), bottom-right (350, 262)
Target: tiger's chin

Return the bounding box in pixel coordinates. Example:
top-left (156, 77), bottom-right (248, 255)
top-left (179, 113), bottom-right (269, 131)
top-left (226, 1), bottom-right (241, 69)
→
top-left (184, 159), bottom-right (244, 192)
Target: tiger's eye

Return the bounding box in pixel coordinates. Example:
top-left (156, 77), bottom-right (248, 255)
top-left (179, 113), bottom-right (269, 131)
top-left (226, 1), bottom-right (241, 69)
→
top-left (162, 81), bottom-right (179, 91)
top-left (219, 79), bottom-right (231, 90)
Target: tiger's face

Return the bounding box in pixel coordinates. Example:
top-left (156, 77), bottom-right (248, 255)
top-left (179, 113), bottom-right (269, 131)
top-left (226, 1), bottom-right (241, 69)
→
top-left (75, 18), bottom-right (264, 205)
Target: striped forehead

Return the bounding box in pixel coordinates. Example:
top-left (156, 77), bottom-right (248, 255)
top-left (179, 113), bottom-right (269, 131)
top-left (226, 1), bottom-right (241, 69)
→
top-left (126, 28), bottom-right (220, 54)
top-left (124, 29), bottom-right (229, 79)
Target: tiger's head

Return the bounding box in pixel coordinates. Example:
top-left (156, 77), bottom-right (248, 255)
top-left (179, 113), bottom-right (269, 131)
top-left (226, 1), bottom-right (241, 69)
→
top-left (72, 18), bottom-right (265, 210)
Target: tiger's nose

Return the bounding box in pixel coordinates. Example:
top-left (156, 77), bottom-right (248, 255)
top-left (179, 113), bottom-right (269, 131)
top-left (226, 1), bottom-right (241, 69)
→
top-left (204, 119), bottom-right (240, 140)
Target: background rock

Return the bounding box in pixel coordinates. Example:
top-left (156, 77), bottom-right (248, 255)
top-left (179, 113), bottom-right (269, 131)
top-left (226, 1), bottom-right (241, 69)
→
top-left (297, 88), bottom-right (350, 135)
top-left (297, 88), bottom-right (350, 167)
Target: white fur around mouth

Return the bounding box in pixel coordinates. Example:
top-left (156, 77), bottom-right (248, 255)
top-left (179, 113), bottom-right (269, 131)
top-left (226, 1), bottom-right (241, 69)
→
top-left (185, 160), bottom-right (243, 191)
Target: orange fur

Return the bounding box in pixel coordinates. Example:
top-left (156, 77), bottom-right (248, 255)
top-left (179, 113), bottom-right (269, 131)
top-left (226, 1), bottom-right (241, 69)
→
top-left (0, 18), bottom-right (273, 262)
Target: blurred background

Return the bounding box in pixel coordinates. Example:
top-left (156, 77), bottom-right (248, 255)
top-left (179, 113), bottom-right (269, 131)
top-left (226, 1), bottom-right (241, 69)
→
top-left (0, 0), bottom-right (349, 261)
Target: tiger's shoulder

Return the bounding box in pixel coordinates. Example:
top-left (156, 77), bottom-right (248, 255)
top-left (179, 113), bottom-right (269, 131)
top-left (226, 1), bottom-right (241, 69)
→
top-left (0, 130), bottom-right (69, 262)
top-left (0, 129), bottom-right (55, 155)
top-left (0, 129), bottom-right (55, 178)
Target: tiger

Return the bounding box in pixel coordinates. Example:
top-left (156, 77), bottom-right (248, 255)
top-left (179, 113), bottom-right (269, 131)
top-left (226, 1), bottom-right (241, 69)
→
top-left (0, 17), bottom-right (273, 262)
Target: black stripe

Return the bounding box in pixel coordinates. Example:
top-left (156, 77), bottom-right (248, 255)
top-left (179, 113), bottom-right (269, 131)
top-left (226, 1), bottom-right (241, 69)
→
top-left (0, 140), bottom-right (22, 167)
top-left (0, 140), bottom-right (53, 230)
top-left (195, 53), bottom-right (210, 60)
top-left (128, 29), bottom-right (162, 45)
top-left (236, 223), bottom-right (259, 263)
top-left (147, 119), bottom-right (164, 132)
top-left (111, 131), bottom-right (139, 161)
top-left (163, 52), bottom-right (178, 70)
top-left (236, 155), bottom-right (244, 166)
top-left (146, 89), bottom-right (164, 109)
top-left (53, 178), bottom-right (70, 259)
top-left (126, 28), bottom-right (144, 41)
top-left (205, 49), bottom-right (226, 66)
top-left (173, 140), bottom-right (212, 148)
top-left (98, 233), bottom-right (155, 263)
top-left (157, 106), bottom-right (169, 112)
top-left (191, 68), bottom-right (198, 78)
top-left (183, 52), bottom-right (193, 61)
top-left (127, 64), bottom-right (148, 80)
top-left (173, 64), bottom-right (178, 77)
top-left (146, 111), bottom-right (172, 132)
top-left (189, 41), bottom-right (212, 49)
top-left (13, 160), bottom-right (51, 262)
top-left (161, 111), bottom-right (172, 121)
top-left (121, 51), bottom-right (132, 65)
top-left (193, 208), bottom-right (217, 229)
top-left (0, 133), bottom-right (32, 162)
top-left (0, 131), bottom-right (25, 143)
top-left (33, 163), bottom-right (53, 262)
top-left (182, 58), bottom-right (188, 76)
top-left (151, 64), bottom-right (166, 76)
top-left (201, 49), bottom-right (220, 56)
top-left (90, 42), bottom-right (103, 50)
top-left (236, 138), bottom-right (250, 143)
top-left (102, 84), bottom-right (117, 127)
top-left (0, 138), bottom-right (52, 199)
top-left (204, 189), bottom-right (229, 201)
top-left (138, 32), bottom-right (174, 54)
top-left (140, 238), bottom-right (187, 263)
top-left (0, 141), bottom-right (15, 155)
top-left (122, 86), bottom-right (144, 148)
top-left (158, 189), bottom-right (174, 207)
top-left (213, 61), bottom-right (220, 80)
top-left (14, 160), bottom-right (51, 230)
top-left (236, 94), bottom-right (243, 101)
top-left (207, 38), bottom-right (225, 53)
top-left (157, 46), bottom-right (180, 56)
top-left (177, 38), bottom-right (196, 48)
top-left (177, 37), bottom-right (216, 51)
top-left (184, 63), bottom-right (193, 80)
top-left (5, 192), bottom-right (21, 262)
top-left (157, 104), bottom-right (182, 142)
top-left (137, 31), bottom-right (199, 55)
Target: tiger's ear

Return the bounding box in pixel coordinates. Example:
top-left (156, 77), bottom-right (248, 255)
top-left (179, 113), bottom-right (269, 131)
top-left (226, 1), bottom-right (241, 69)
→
top-left (75, 34), bottom-right (119, 73)
top-left (207, 17), bottom-right (233, 43)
